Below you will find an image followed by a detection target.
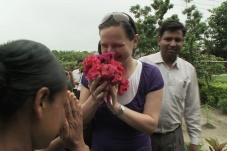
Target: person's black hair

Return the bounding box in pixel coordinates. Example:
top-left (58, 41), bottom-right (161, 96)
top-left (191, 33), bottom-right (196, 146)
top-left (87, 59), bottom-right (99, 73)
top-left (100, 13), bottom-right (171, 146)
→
top-left (0, 39), bottom-right (66, 121)
top-left (123, 13), bottom-right (138, 35)
top-left (159, 20), bottom-right (187, 37)
top-left (98, 41), bottom-right (102, 54)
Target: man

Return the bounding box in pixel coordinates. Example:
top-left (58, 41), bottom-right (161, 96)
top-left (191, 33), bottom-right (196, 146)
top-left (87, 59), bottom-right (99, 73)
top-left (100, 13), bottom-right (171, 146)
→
top-left (72, 59), bottom-right (83, 99)
top-left (139, 20), bottom-right (201, 151)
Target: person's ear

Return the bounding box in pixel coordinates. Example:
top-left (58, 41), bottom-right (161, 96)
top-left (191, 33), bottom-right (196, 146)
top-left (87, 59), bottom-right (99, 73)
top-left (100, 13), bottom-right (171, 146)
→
top-left (133, 34), bottom-right (139, 49)
top-left (33, 87), bottom-right (50, 119)
top-left (158, 36), bottom-right (161, 46)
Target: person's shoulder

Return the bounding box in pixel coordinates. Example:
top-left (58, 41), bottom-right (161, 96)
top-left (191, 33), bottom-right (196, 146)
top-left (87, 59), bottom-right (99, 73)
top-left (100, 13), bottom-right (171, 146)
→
top-left (138, 52), bottom-right (158, 65)
top-left (178, 57), bottom-right (195, 68)
top-left (179, 58), bottom-right (194, 67)
top-left (139, 61), bottom-right (164, 90)
top-left (140, 61), bottom-right (161, 74)
top-left (138, 53), bottom-right (156, 60)
top-left (141, 61), bottom-right (156, 68)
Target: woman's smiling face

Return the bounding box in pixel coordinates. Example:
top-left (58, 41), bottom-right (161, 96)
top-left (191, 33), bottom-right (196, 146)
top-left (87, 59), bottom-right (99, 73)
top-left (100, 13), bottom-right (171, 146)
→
top-left (100, 25), bottom-right (137, 65)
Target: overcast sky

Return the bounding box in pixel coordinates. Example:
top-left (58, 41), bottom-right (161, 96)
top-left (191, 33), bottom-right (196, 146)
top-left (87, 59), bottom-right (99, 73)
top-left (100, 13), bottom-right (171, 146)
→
top-left (0, 0), bottom-right (224, 52)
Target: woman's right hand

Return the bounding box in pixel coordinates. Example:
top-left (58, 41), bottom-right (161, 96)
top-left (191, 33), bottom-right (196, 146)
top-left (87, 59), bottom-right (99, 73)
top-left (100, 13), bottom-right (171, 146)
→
top-left (79, 76), bottom-right (108, 124)
top-left (88, 76), bottom-right (108, 103)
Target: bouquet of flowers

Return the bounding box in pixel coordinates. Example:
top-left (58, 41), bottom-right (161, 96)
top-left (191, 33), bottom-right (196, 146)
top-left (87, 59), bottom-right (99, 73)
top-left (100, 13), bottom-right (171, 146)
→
top-left (82, 52), bottom-right (129, 103)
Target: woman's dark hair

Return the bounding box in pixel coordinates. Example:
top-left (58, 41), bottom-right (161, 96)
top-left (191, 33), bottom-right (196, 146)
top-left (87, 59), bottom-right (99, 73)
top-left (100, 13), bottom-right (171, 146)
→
top-left (0, 40), bottom-right (66, 121)
top-left (159, 20), bottom-right (187, 37)
top-left (98, 13), bottom-right (137, 41)
top-left (98, 41), bottom-right (102, 54)
top-left (98, 12), bottom-right (138, 55)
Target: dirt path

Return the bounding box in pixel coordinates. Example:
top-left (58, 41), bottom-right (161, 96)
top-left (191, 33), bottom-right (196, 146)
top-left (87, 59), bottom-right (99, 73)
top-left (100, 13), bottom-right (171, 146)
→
top-left (182, 108), bottom-right (227, 150)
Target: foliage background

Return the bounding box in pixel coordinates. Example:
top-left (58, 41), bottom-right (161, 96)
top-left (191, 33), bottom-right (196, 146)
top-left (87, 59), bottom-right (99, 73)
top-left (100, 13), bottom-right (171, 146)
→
top-left (52, 50), bottom-right (94, 71)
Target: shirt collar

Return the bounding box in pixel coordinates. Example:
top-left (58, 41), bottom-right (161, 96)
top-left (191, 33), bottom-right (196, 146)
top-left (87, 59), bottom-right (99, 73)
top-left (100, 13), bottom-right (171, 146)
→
top-left (153, 52), bottom-right (180, 69)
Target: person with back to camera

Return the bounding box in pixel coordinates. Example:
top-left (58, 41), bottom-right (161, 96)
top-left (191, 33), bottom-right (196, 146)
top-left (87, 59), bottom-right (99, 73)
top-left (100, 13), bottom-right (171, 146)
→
top-left (79, 12), bottom-right (164, 151)
top-left (139, 20), bottom-right (201, 151)
top-left (0, 39), bottom-right (97, 151)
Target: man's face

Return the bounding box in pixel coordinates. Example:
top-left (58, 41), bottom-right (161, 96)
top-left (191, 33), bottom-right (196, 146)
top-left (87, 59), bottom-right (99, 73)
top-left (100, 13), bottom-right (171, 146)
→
top-left (78, 62), bottom-right (83, 67)
top-left (158, 29), bottom-right (184, 62)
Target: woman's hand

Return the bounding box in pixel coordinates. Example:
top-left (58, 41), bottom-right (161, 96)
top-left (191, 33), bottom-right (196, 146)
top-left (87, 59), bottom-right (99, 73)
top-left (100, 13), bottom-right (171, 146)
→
top-left (88, 76), bottom-right (108, 103)
top-left (106, 84), bottom-right (121, 114)
top-left (59, 91), bottom-right (89, 151)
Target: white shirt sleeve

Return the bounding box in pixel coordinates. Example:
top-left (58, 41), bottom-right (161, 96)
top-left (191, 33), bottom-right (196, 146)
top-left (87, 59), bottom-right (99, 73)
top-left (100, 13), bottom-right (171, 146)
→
top-left (184, 67), bottom-right (201, 145)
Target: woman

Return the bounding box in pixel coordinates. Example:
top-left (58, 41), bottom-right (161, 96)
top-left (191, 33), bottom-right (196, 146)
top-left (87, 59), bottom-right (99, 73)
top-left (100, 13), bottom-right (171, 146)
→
top-left (80, 12), bottom-right (164, 151)
top-left (0, 40), bottom-right (89, 151)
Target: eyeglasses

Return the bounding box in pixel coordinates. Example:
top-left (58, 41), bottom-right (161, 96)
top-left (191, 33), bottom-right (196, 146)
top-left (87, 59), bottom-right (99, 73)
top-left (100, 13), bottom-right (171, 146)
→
top-left (99, 12), bottom-right (137, 34)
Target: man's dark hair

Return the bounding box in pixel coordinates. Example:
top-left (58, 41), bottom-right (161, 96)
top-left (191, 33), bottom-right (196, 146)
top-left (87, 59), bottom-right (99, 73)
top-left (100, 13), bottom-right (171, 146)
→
top-left (159, 20), bottom-right (187, 37)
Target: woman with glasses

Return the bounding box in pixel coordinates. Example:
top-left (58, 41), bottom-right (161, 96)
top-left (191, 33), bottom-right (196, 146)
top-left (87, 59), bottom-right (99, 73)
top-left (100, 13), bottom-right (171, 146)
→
top-left (80, 12), bottom-right (164, 151)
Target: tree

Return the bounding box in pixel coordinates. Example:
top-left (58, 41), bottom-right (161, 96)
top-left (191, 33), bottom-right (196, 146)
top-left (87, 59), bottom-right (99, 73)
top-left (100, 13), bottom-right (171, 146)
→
top-left (130, 0), bottom-right (178, 56)
top-left (180, 5), bottom-right (224, 84)
top-left (182, 0), bottom-right (193, 7)
top-left (183, 0), bottom-right (193, 2)
top-left (130, 1), bottom-right (225, 83)
top-left (52, 50), bottom-right (93, 71)
top-left (207, 1), bottom-right (227, 71)
top-left (180, 5), bottom-right (207, 63)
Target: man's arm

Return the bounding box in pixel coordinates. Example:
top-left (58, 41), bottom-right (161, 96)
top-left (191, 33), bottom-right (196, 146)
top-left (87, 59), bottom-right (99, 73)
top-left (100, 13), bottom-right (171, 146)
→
top-left (184, 67), bottom-right (201, 147)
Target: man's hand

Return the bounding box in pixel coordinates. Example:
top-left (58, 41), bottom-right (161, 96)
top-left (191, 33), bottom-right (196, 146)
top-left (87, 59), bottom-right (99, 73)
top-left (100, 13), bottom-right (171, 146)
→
top-left (189, 144), bottom-right (199, 151)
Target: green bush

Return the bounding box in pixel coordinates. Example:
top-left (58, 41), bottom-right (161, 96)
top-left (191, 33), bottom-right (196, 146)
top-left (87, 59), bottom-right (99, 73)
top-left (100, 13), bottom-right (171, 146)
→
top-left (184, 143), bottom-right (190, 151)
top-left (218, 99), bottom-right (227, 114)
top-left (61, 61), bottom-right (77, 71)
top-left (199, 79), bottom-right (216, 105)
top-left (199, 79), bottom-right (227, 106)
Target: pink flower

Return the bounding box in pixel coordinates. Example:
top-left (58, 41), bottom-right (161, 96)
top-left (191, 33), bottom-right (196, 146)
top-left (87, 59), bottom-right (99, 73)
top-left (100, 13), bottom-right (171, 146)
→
top-left (83, 52), bottom-right (129, 98)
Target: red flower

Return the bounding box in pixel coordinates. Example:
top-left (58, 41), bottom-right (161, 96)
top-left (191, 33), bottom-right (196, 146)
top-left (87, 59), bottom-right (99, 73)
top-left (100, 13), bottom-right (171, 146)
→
top-left (83, 52), bottom-right (129, 97)
top-left (83, 54), bottom-right (100, 74)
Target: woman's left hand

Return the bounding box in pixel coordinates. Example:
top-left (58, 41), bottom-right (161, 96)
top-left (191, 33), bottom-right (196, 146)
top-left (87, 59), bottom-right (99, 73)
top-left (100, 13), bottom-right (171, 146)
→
top-left (106, 84), bottom-right (121, 114)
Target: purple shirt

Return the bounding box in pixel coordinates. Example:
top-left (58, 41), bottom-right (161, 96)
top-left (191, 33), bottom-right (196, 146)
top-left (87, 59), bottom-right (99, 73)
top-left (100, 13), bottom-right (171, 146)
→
top-left (82, 62), bottom-right (164, 151)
